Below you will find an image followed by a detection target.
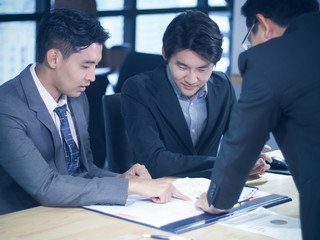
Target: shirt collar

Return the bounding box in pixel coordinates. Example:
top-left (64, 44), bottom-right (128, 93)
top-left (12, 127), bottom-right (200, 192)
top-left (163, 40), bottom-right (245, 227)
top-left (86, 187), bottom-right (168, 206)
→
top-left (30, 63), bottom-right (69, 114)
top-left (166, 64), bottom-right (208, 100)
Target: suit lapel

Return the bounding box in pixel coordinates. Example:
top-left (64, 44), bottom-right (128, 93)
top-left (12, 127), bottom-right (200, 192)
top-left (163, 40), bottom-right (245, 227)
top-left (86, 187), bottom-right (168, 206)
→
top-left (20, 65), bottom-right (68, 174)
top-left (68, 96), bottom-right (89, 171)
top-left (150, 64), bottom-right (195, 152)
top-left (196, 81), bottom-right (215, 150)
top-left (196, 73), bottom-right (232, 152)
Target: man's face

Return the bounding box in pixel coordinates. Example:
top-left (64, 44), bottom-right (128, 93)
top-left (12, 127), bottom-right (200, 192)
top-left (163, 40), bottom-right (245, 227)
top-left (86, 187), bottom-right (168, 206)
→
top-left (167, 49), bottom-right (214, 97)
top-left (54, 43), bottom-right (103, 100)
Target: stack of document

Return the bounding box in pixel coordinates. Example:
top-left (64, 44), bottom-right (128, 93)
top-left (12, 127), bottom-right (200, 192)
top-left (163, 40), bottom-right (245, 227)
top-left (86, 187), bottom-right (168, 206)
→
top-left (84, 178), bottom-right (291, 233)
top-left (172, 177), bottom-right (257, 202)
top-left (219, 207), bottom-right (301, 240)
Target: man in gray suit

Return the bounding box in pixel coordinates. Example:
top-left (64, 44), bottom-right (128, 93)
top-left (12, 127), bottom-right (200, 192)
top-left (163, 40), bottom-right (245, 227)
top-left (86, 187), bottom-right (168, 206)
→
top-left (0, 8), bottom-right (187, 215)
top-left (195, 0), bottom-right (320, 239)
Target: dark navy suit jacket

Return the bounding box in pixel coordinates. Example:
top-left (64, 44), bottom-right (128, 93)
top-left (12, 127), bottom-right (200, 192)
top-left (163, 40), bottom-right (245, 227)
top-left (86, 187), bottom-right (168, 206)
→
top-left (207, 13), bottom-right (320, 240)
top-left (121, 62), bottom-right (236, 178)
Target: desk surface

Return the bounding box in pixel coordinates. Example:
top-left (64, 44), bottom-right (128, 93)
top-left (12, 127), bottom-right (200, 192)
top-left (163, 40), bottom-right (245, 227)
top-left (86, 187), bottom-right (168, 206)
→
top-left (0, 173), bottom-right (299, 240)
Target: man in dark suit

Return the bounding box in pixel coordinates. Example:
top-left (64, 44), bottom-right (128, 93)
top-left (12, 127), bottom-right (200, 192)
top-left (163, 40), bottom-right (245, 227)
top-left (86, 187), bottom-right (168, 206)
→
top-left (121, 10), bottom-right (271, 179)
top-left (0, 9), bottom-right (187, 215)
top-left (195, 1), bottom-right (320, 239)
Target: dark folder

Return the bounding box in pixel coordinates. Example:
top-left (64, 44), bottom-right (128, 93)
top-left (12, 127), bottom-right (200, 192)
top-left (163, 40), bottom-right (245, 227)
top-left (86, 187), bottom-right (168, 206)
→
top-left (84, 193), bottom-right (291, 234)
top-left (161, 193), bottom-right (291, 234)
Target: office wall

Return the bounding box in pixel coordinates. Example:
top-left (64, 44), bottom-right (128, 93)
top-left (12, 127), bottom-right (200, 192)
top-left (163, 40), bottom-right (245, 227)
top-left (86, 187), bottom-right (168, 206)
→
top-left (231, 0), bottom-right (246, 75)
top-left (231, 0), bottom-right (320, 75)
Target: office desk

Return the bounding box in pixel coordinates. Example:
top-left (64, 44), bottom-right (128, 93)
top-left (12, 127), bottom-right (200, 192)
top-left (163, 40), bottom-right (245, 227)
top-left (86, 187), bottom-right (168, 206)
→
top-left (0, 173), bottom-right (299, 240)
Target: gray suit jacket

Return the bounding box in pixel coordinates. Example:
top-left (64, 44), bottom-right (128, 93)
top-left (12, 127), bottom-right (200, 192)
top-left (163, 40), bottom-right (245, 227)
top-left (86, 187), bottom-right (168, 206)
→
top-left (0, 65), bottom-right (128, 215)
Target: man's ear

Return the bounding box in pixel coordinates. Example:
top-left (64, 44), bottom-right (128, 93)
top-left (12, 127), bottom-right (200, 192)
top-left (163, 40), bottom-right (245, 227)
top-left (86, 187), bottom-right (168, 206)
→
top-left (161, 47), bottom-right (167, 61)
top-left (46, 49), bottom-right (59, 69)
top-left (256, 13), bottom-right (275, 40)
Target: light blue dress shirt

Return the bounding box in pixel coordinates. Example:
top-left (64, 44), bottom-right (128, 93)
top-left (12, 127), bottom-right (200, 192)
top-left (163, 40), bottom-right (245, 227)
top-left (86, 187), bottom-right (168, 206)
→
top-left (166, 65), bottom-right (208, 146)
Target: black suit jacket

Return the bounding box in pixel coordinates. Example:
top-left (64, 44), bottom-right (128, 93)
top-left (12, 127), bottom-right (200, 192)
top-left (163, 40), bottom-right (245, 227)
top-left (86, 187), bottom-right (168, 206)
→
top-left (121, 62), bottom-right (236, 178)
top-left (207, 13), bottom-right (320, 240)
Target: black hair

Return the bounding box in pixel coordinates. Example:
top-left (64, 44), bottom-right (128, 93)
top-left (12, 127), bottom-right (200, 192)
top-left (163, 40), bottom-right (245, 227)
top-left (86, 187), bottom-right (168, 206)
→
top-left (36, 8), bottom-right (110, 63)
top-left (162, 10), bottom-right (223, 64)
top-left (242, 0), bottom-right (319, 31)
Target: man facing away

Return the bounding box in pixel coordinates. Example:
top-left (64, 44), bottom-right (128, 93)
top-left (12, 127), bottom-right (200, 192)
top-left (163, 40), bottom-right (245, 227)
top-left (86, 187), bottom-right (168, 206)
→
top-left (195, 1), bottom-right (320, 239)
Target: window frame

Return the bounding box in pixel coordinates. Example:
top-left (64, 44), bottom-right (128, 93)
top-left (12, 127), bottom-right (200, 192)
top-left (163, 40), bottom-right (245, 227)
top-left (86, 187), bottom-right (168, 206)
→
top-left (0, 0), bottom-right (233, 77)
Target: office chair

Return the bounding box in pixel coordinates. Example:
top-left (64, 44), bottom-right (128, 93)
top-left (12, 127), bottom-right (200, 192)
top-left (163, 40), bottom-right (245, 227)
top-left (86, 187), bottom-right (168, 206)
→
top-left (102, 93), bottom-right (135, 173)
top-left (114, 51), bottom-right (164, 93)
top-left (85, 72), bottom-right (109, 168)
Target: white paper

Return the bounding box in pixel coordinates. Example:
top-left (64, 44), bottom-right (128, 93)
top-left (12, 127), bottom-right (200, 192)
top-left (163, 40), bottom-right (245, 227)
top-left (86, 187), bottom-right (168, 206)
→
top-left (172, 177), bottom-right (257, 202)
top-left (172, 178), bottom-right (210, 201)
top-left (84, 178), bottom-right (261, 228)
top-left (85, 195), bottom-right (202, 228)
top-left (219, 207), bottom-right (302, 240)
top-left (265, 149), bottom-right (284, 159)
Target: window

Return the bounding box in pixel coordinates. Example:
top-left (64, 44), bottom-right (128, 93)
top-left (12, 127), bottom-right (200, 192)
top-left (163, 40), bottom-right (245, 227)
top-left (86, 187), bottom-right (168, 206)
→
top-left (99, 16), bottom-right (124, 48)
top-left (0, 0), bottom-right (233, 85)
top-left (96, 0), bottom-right (124, 11)
top-left (208, 0), bottom-right (228, 7)
top-left (136, 13), bottom-right (177, 54)
top-left (209, 12), bottom-right (231, 72)
top-left (136, 0), bottom-right (197, 9)
top-left (0, 0), bottom-right (36, 13)
top-left (0, 22), bottom-right (35, 85)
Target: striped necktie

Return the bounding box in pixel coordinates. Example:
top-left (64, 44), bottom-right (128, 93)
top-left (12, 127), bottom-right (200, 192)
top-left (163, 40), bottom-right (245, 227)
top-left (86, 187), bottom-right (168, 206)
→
top-left (54, 104), bottom-right (80, 175)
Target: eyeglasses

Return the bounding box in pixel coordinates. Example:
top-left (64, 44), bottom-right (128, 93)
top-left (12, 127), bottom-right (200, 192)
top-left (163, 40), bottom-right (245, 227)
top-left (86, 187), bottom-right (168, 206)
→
top-left (241, 22), bottom-right (256, 50)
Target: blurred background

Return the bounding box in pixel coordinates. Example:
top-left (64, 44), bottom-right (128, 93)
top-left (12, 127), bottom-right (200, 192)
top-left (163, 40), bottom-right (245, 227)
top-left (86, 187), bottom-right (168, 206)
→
top-left (0, 0), bottom-right (234, 85)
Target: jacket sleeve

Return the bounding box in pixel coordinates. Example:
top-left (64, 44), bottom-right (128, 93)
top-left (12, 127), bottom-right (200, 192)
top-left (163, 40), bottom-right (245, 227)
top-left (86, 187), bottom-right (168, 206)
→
top-left (207, 51), bottom-right (281, 209)
top-left (0, 100), bottom-right (128, 208)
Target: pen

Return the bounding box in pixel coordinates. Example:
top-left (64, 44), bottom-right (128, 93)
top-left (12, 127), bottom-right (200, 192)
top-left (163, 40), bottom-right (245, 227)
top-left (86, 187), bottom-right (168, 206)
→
top-left (142, 233), bottom-right (192, 240)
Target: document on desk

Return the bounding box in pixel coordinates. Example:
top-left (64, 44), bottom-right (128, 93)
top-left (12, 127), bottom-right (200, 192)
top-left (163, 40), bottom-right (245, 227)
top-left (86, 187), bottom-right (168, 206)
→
top-left (83, 178), bottom-right (291, 233)
top-left (219, 206), bottom-right (302, 240)
top-left (86, 195), bottom-right (200, 228)
top-left (172, 177), bottom-right (258, 202)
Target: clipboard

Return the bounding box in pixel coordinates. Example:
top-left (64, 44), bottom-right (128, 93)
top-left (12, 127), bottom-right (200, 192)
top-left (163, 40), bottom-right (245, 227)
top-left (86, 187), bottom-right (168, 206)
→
top-left (83, 192), bottom-right (291, 234)
top-left (161, 193), bottom-right (292, 233)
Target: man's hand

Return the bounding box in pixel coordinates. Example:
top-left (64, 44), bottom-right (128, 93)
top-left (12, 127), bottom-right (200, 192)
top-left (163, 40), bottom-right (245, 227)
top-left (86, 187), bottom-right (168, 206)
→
top-left (128, 178), bottom-right (191, 203)
top-left (117, 163), bottom-right (151, 179)
top-left (249, 145), bottom-right (272, 177)
top-left (195, 192), bottom-right (231, 214)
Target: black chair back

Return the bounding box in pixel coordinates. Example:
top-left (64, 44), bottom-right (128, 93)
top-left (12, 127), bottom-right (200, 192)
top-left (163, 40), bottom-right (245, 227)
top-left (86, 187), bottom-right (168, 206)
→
top-left (102, 93), bottom-right (135, 173)
top-left (114, 51), bottom-right (163, 92)
top-left (85, 73), bottom-right (109, 168)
